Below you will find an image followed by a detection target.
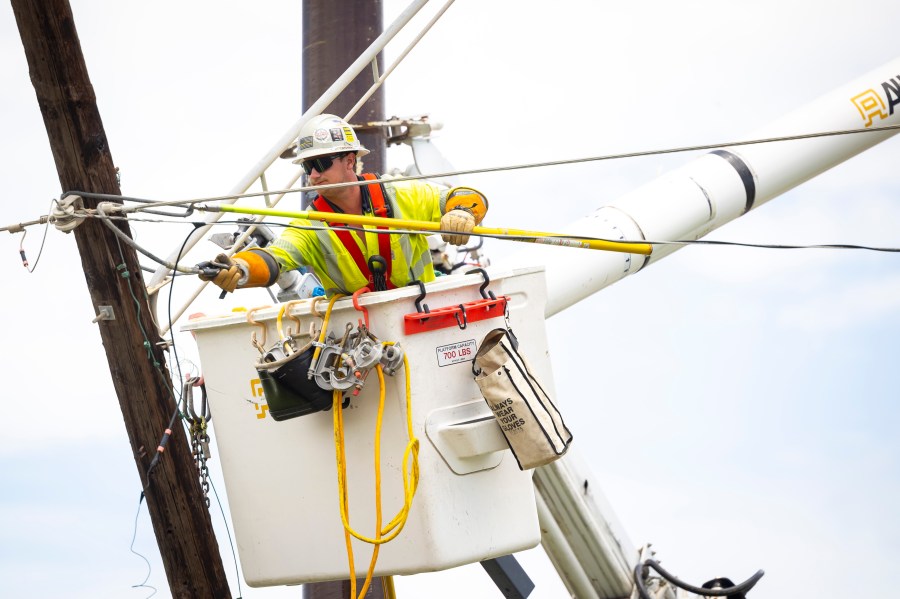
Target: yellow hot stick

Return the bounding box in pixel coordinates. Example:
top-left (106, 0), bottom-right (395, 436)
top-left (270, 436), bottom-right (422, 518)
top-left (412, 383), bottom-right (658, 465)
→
top-left (210, 204), bottom-right (653, 256)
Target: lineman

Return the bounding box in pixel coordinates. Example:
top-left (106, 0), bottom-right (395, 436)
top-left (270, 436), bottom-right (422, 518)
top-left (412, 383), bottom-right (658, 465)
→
top-left (201, 114), bottom-right (488, 295)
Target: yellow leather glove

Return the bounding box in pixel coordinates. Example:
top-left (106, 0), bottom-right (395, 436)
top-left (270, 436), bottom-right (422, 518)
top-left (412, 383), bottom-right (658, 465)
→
top-left (440, 209), bottom-right (476, 246)
top-left (198, 253), bottom-right (247, 293)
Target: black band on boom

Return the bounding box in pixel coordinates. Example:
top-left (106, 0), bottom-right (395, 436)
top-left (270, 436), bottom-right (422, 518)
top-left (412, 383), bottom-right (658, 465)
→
top-left (710, 149), bottom-right (756, 213)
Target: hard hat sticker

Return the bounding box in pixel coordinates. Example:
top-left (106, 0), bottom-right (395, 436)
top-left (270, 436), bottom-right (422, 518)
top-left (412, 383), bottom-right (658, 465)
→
top-left (330, 128), bottom-right (343, 141)
top-left (314, 128), bottom-right (330, 142)
top-left (342, 126), bottom-right (356, 143)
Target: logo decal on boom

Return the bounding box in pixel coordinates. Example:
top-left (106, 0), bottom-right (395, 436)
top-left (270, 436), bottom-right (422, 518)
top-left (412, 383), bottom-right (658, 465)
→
top-left (851, 76), bottom-right (900, 127)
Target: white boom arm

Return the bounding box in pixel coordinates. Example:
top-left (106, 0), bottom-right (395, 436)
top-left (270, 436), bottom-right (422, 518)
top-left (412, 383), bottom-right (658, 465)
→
top-left (527, 57), bottom-right (900, 598)
top-left (512, 57), bottom-right (900, 317)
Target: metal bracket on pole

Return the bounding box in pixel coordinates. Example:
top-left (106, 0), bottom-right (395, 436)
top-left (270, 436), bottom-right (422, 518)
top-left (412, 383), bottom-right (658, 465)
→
top-left (92, 305), bottom-right (115, 323)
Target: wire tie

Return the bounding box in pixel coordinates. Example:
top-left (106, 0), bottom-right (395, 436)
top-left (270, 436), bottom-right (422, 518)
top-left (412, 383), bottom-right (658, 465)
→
top-left (116, 263), bottom-right (130, 279)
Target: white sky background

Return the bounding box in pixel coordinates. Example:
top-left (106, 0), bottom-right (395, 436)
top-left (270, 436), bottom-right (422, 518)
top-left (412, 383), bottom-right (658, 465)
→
top-left (1, 1), bottom-right (899, 598)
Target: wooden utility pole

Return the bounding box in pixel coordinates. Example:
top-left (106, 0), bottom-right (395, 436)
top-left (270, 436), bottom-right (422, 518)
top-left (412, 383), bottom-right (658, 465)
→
top-left (302, 2), bottom-right (388, 597)
top-left (11, 2), bottom-right (231, 597)
top-left (303, 0), bottom-right (387, 174)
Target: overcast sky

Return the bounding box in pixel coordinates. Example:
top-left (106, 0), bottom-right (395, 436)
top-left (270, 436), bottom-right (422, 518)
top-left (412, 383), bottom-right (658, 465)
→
top-left (2, 1), bottom-right (900, 598)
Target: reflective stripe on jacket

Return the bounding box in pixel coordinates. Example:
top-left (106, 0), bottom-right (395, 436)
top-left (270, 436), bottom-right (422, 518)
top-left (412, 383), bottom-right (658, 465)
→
top-left (267, 177), bottom-right (446, 295)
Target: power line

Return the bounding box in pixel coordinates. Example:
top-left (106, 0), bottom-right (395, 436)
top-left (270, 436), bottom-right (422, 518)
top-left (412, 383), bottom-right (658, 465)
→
top-left (52, 122), bottom-right (900, 215)
top-left (3, 124), bottom-right (898, 263)
top-left (94, 214), bottom-right (900, 259)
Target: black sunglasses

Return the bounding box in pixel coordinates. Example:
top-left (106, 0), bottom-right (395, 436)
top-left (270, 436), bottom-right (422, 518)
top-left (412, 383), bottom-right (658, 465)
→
top-left (301, 153), bottom-right (347, 176)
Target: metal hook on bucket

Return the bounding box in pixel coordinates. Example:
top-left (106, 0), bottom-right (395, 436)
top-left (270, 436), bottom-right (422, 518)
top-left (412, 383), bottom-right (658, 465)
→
top-left (407, 280), bottom-right (429, 318)
top-left (352, 287), bottom-right (371, 329)
top-left (310, 295), bottom-right (327, 319)
top-left (278, 300), bottom-right (307, 339)
top-left (246, 307), bottom-right (269, 353)
top-left (454, 304), bottom-right (468, 330)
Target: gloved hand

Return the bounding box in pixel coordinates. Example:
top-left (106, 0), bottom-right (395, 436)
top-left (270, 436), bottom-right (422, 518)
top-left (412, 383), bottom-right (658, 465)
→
top-left (440, 209), bottom-right (476, 246)
top-left (198, 253), bottom-right (246, 293)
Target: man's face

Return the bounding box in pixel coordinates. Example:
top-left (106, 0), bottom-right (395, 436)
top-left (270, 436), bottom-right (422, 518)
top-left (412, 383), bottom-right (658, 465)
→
top-left (302, 152), bottom-right (351, 186)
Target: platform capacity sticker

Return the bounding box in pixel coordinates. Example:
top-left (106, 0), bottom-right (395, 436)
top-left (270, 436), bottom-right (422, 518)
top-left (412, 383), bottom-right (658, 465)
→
top-left (436, 339), bottom-right (477, 367)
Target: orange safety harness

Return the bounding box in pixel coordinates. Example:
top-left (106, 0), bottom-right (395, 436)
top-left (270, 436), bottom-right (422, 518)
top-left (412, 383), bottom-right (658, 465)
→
top-left (312, 174), bottom-right (395, 291)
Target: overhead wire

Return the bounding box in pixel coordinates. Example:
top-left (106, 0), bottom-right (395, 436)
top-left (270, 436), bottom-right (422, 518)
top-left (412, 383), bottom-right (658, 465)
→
top-left (98, 214), bottom-right (900, 256)
top-left (53, 122), bottom-right (900, 215)
top-left (2, 123), bottom-right (898, 277)
top-left (96, 203), bottom-right (201, 274)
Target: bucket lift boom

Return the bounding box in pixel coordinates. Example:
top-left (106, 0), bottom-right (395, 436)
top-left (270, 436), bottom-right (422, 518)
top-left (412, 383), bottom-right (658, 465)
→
top-left (515, 56), bottom-right (900, 598)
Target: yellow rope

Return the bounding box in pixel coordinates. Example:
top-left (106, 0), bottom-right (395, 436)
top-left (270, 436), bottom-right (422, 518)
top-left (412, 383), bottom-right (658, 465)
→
top-left (383, 575), bottom-right (397, 599)
top-left (333, 341), bottom-right (419, 599)
top-left (276, 303), bottom-right (288, 341)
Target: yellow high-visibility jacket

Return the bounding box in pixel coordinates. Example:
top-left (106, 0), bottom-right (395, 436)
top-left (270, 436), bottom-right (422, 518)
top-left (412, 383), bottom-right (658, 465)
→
top-left (267, 177), bottom-right (448, 295)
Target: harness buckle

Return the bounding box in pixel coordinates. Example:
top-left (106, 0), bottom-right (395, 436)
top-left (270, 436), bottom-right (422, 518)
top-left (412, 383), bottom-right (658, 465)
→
top-left (368, 255), bottom-right (388, 292)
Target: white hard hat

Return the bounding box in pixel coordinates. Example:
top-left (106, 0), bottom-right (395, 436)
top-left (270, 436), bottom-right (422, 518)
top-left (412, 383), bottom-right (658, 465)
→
top-left (292, 114), bottom-right (369, 164)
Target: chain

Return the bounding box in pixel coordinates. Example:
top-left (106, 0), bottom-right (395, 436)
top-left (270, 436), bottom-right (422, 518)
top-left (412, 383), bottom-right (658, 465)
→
top-left (182, 377), bottom-right (212, 508)
top-left (190, 419), bottom-right (211, 507)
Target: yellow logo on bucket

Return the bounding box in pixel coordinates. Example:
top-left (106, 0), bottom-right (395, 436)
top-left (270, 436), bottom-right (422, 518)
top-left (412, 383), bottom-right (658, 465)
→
top-left (250, 378), bottom-right (269, 419)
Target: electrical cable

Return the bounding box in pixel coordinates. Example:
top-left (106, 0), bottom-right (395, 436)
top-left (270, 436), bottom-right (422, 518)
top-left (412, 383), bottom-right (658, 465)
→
top-left (145, 406), bottom-right (181, 483)
top-left (3, 123), bottom-right (898, 236)
top-left (128, 492), bottom-right (158, 599)
top-left (209, 478), bottom-right (243, 599)
top-left (162, 227), bottom-right (245, 598)
top-left (265, 219), bottom-right (900, 253)
top-left (643, 238), bottom-right (900, 253)
top-left (97, 203), bottom-right (200, 274)
top-left (97, 214), bottom-right (900, 258)
top-left (3, 124), bottom-right (898, 268)
top-left (166, 226), bottom-right (201, 388)
top-left (110, 231), bottom-right (184, 489)
top-left (634, 559), bottom-right (764, 599)
top-left (18, 198), bottom-right (55, 272)
top-left (55, 122), bottom-right (900, 215)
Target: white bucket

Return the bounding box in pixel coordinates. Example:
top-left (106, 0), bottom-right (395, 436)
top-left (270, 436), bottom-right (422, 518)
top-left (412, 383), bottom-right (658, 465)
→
top-left (182, 266), bottom-right (554, 586)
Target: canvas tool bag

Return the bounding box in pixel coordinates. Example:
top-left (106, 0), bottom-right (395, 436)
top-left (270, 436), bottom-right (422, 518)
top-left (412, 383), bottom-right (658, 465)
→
top-left (472, 328), bottom-right (572, 470)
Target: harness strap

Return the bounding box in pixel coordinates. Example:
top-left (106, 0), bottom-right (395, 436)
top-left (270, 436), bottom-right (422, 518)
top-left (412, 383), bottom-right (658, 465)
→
top-left (312, 174), bottom-right (395, 290)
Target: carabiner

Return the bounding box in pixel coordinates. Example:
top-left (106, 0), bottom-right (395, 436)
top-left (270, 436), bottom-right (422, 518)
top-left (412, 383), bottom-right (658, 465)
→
top-left (181, 377), bottom-right (210, 423)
